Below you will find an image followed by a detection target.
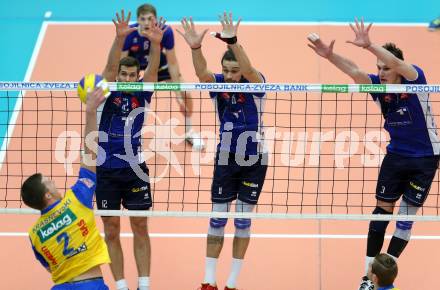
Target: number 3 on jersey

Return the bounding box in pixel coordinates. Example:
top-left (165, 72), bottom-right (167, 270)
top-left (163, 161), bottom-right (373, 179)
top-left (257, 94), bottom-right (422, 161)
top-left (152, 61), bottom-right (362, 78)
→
top-left (57, 232), bottom-right (74, 256)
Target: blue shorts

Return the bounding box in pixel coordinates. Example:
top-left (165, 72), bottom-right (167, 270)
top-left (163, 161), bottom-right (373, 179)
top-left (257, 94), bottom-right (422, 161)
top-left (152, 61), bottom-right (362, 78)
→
top-left (211, 151), bottom-right (268, 204)
top-left (96, 162), bottom-right (152, 210)
top-left (376, 153), bottom-right (439, 206)
top-left (52, 278), bottom-right (108, 290)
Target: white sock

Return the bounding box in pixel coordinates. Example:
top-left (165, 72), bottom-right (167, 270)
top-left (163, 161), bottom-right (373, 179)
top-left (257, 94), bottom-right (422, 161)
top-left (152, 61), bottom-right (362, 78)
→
top-left (365, 256), bottom-right (375, 276)
top-left (226, 258), bottom-right (243, 288)
top-left (116, 279), bottom-right (129, 290)
top-left (138, 276), bottom-right (150, 290)
top-left (185, 116), bottom-right (192, 133)
top-left (203, 257), bottom-right (218, 285)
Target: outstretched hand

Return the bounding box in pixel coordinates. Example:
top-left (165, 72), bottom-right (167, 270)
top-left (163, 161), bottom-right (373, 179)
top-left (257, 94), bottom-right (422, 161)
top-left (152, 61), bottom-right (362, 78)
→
top-left (307, 33), bottom-right (335, 59)
top-left (177, 17), bottom-right (208, 49)
top-left (139, 17), bottom-right (167, 44)
top-left (112, 9), bottom-right (137, 39)
top-left (217, 11), bottom-right (241, 38)
top-left (346, 17), bottom-right (373, 48)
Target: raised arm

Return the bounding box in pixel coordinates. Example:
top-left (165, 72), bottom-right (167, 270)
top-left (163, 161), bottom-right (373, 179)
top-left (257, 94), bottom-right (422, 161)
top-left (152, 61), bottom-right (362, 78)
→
top-left (177, 17), bottom-right (214, 83)
top-left (347, 17), bottom-right (418, 81)
top-left (308, 33), bottom-right (371, 84)
top-left (215, 12), bottom-right (263, 83)
top-left (102, 10), bottom-right (137, 81)
top-left (139, 17), bottom-right (167, 82)
top-left (81, 87), bottom-right (106, 173)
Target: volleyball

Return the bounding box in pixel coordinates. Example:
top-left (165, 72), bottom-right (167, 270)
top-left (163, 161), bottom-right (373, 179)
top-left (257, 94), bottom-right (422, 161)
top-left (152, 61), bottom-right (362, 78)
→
top-left (77, 74), bottom-right (111, 103)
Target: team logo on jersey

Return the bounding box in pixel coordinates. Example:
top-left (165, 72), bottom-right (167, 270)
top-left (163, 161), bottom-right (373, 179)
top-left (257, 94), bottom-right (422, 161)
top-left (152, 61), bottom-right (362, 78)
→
top-left (131, 97), bottom-right (140, 109)
top-left (113, 96), bottom-right (122, 107)
top-left (66, 242), bottom-right (88, 259)
top-left (130, 45), bottom-right (140, 52)
top-left (400, 93), bottom-right (409, 100)
top-left (220, 92), bottom-right (230, 100)
top-left (37, 209), bottom-right (77, 243)
top-left (237, 93), bottom-right (246, 104)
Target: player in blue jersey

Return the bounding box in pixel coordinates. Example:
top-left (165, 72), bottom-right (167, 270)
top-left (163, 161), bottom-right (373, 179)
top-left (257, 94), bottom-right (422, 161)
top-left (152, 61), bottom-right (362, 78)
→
top-left (308, 18), bottom-right (439, 290)
top-left (367, 254), bottom-right (399, 290)
top-left (178, 12), bottom-right (268, 290)
top-left (122, 3), bottom-right (204, 150)
top-left (21, 87), bottom-right (109, 289)
top-left (95, 10), bottom-right (165, 290)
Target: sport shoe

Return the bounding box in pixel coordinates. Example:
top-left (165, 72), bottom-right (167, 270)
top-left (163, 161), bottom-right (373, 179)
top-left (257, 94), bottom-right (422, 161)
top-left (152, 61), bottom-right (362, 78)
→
top-left (358, 276), bottom-right (374, 290)
top-left (429, 17), bottom-right (440, 31)
top-left (185, 131), bottom-right (205, 151)
top-left (199, 283), bottom-right (218, 290)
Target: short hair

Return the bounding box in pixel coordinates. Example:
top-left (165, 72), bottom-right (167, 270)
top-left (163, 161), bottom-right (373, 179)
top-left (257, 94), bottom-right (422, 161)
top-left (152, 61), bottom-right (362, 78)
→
top-left (221, 49), bottom-right (237, 65)
top-left (119, 56), bottom-right (140, 74)
top-left (371, 254), bottom-right (398, 287)
top-left (383, 43), bottom-right (404, 60)
top-left (21, 173), bottom-right (47, 210)
top-left (137, 3), bottom-right (157, 17)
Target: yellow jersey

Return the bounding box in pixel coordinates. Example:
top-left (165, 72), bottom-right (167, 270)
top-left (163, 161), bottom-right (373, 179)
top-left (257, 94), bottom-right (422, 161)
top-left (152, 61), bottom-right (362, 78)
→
top-left (29, 168), bottom-right (110, 284)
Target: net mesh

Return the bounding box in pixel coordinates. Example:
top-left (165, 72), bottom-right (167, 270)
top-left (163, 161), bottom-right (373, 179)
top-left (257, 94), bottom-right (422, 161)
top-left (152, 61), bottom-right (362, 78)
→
top-left (1, 82), bottom-right (439, 220)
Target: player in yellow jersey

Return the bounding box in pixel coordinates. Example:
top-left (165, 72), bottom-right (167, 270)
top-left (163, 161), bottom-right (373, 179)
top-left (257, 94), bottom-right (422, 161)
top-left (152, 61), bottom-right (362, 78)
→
top-left (21, 86), bottom-right (109, 289)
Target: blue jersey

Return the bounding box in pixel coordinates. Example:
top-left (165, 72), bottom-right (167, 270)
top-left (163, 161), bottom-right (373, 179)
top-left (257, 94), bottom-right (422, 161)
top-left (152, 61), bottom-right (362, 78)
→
top-left (123, 23), bottom-right (174, 70)
top-left (369, 65), bottom-right (439, 157)
top-left (97, 90), bottom-right (153, 168)
top-left (209, 74), bottom-right (266, 156)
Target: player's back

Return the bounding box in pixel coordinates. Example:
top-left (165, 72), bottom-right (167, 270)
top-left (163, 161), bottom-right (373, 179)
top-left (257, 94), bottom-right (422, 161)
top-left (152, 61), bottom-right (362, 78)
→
top-left (29, 179), bottom-right (110, 284)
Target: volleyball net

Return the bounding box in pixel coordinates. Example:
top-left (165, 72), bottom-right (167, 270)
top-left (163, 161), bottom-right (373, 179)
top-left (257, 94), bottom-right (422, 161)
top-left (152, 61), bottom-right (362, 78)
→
top-left (1, 81), bottom-right (439, 221)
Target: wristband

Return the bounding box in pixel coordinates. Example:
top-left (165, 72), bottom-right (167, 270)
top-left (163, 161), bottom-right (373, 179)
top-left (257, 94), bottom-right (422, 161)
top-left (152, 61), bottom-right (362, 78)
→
top-left (211, 32), bottom-right (237, 44)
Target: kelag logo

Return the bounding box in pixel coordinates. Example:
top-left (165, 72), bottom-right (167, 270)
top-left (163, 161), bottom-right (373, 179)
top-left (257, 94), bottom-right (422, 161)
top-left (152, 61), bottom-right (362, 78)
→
top-left (322, 84), bottom-right (348, 93)
top-left (38, 209), bottom-right (77, 242)
top-left (359, 84), bottom-right (386, 93)
top-left (116, 82), bottom-right (143, 91)
top-left (154, 83), bottom-right (181, 91)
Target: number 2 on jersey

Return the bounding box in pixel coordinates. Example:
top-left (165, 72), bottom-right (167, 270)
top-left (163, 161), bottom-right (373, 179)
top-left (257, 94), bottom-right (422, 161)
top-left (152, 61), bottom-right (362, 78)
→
top-left (56, 232), bottom-right (74, 256)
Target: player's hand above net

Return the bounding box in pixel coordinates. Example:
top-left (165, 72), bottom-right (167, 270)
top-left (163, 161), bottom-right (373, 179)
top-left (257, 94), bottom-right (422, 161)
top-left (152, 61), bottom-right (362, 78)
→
top-left (307, 33), bottom-right (335, 59)
top-left (347, 17), bottom-right (373, 48)
top-left (177, 17), bottom-right (208, 49)
top-left (112, 9), bottom-right (137, 39)
top-left (217, 11), bottom-right (241, 38)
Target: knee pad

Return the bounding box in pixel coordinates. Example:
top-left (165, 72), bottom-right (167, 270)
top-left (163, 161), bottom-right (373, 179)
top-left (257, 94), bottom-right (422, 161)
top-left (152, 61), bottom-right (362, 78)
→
top-left (233, 200), bottom-right (253, 238)
top-left (369, 207), bottom-right (392, 234)
top-left (208, 218), bottom-right (227, 237)
top-left (210, 217), bottom-right (228, 228)
top-left (234, 218), bottom-right (251, 229)
top-left (394, 200), bottom-right (417, 241)
top-left (234, 218), bottom-right (251, 238)
top-left (394, 221), bottom-right (413, 241)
